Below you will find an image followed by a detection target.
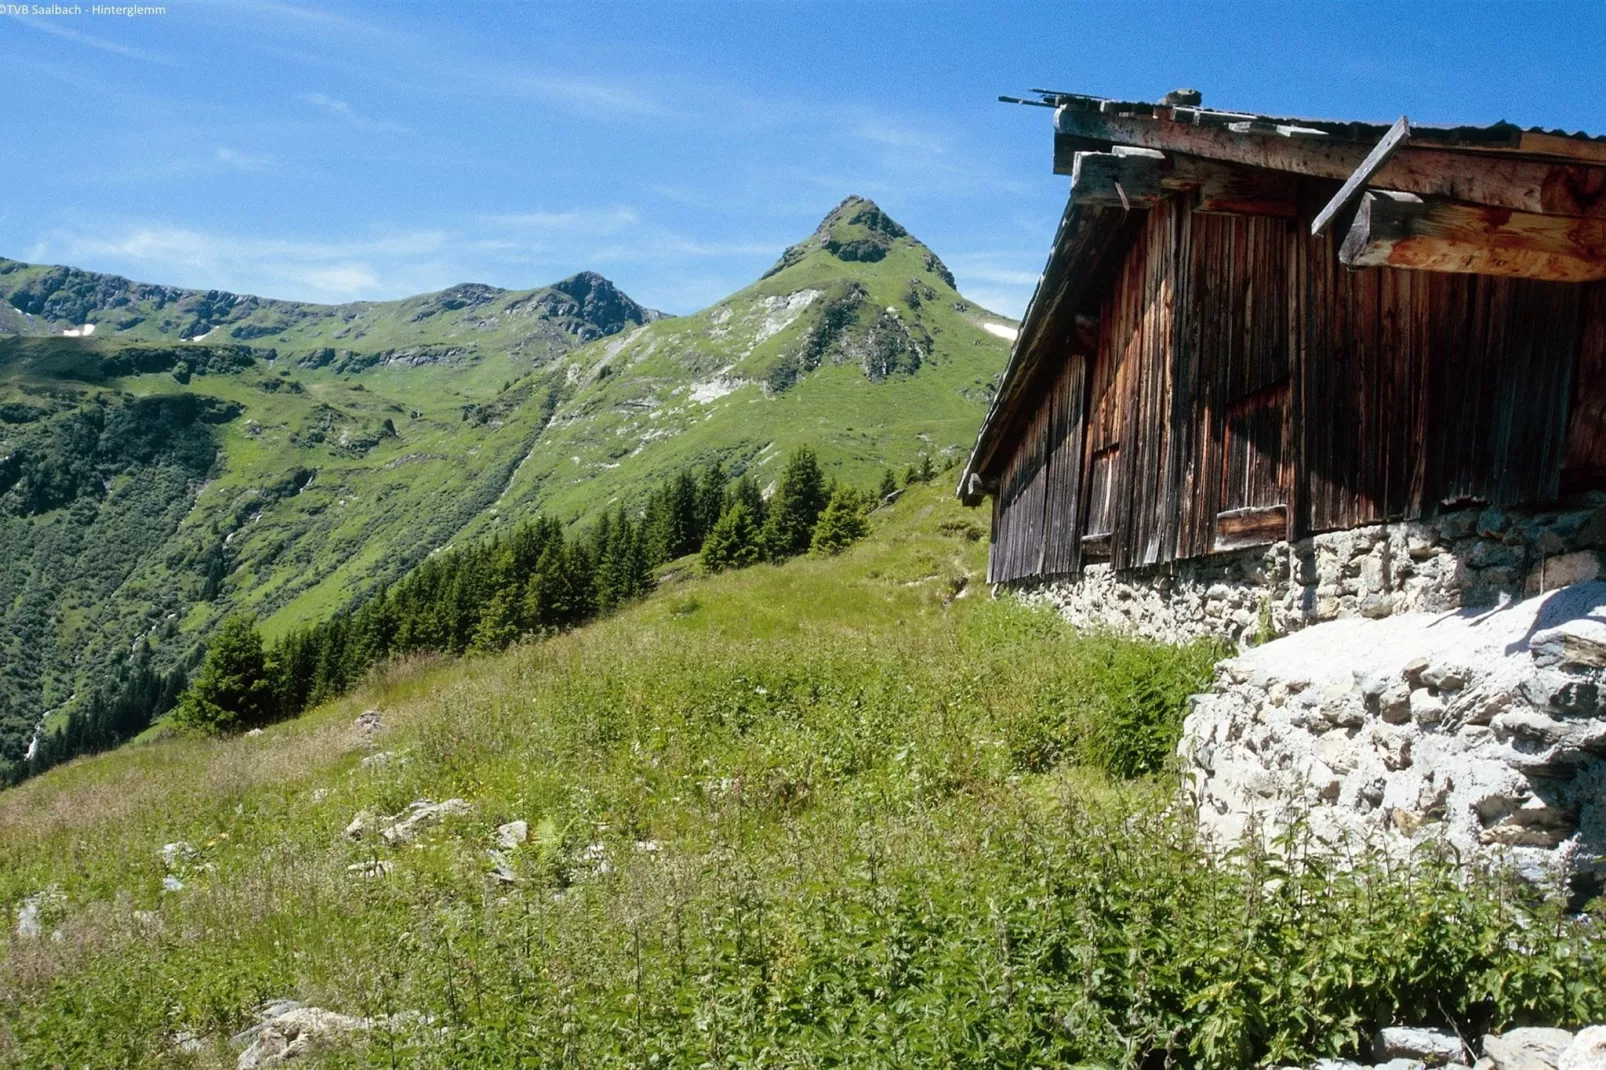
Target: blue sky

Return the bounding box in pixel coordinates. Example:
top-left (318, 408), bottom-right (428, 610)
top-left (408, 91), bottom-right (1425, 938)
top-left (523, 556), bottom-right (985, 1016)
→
top-left (3, 1), bottom-right (1603, 319)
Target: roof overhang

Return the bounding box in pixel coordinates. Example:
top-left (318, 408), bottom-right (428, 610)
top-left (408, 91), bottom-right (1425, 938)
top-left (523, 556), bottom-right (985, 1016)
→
top-left (958, 90), bottom-right (1606, 507)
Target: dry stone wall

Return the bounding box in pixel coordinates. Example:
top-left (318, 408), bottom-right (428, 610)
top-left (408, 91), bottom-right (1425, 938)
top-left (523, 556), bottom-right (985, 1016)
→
top-left (1181, 581), bottom-right (1606, 901)
top-left (1005, 493), bottom-right (1606, 899)
top-left (1016, 493), bottom-right (1606, 651)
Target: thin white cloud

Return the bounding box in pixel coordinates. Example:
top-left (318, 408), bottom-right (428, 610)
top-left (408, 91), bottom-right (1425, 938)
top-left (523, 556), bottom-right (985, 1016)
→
top-left (216, 147), bottom-right (270, 173)
top-left (297, 91), bottom-right (412, 134)
top-left (14, 17), bottom-right (180, 67)
top-left (486, 208), bottom-right (641, 233)
top-left (35, 224), bottom-right (454, 303)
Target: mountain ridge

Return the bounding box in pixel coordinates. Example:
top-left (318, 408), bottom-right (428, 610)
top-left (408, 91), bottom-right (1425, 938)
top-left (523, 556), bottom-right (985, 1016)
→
top-left (0, 196), bottom-right (1015, 778)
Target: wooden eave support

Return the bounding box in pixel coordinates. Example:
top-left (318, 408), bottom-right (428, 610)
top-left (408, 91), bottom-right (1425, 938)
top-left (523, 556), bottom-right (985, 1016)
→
top-left (1054, 107), bottom-right (1606, 219)
top-left (1339, 191), bottom-right (1606, 282)
top-left (1069, 148), bottom-right (1298, 217)
top-left (1311, 115), bottom-right (1411, 236)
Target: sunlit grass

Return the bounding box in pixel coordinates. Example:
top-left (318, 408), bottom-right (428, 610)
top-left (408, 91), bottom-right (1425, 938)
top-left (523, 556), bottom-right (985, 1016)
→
top-left (2, 484), bottom-right (1600, 1069)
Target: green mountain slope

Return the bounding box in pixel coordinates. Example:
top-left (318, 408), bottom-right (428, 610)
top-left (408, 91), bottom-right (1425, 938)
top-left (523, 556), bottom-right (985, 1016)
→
top-left (0, 259), bottom-right (665, 394)
top-left (469, 196), bottom-right (1017, 525)
top-left (0, 197), bottom-right (1013, 776)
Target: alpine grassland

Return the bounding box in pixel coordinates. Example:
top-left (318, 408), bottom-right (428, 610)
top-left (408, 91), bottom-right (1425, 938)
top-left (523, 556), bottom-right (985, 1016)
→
top-left (2, 484), bottom-right (1602, 1069)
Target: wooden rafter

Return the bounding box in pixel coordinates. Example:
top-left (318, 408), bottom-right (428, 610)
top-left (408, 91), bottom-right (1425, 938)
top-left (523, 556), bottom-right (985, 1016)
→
top-left (1339, 191), bottom-right (1606, 282)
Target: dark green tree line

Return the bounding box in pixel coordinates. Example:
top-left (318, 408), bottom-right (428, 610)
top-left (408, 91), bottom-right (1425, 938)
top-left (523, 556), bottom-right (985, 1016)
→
top-left (170, 445), bottom-right (873, 734)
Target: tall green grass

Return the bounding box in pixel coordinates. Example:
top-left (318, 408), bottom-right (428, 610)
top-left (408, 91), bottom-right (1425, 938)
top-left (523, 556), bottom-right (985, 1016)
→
top-left (1, 485), bottom-right (1600, 1068)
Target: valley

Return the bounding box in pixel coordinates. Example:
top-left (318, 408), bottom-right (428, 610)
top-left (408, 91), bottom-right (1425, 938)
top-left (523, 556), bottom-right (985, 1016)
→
top-left (0, 197), bottom-right (1015, 778)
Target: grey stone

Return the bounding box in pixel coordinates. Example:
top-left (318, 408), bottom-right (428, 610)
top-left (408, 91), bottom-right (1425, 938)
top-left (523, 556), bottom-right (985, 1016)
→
top-left (1529, 551), bottom-right (1603, 595)
top-left (1374, 1025), bottom-right (1468, 1066)
top-left (1519, 671), bottom-right (1602, 717)
top-left (496, 820), bottom-right (529, 849)
top-left (1411, 688), bottom-right (1447, 725)
top-left (1482, 1027), bottom-right (1576, 1070)
top-left (381, 798), bottom-right (471, 846)
top-left (1439, 510), bottom-right (1479, 540)
top-left (1559, 1026), bottom-right (1606, 1070)
top-left (236, 1006), bottom-right (369, 1068)
top-left (1422, 663), bottom-right (1467, 691)
top-left (1531, 618), bottom-right (1606, 671)
top-left (160, 841), bottom-right (199, 869)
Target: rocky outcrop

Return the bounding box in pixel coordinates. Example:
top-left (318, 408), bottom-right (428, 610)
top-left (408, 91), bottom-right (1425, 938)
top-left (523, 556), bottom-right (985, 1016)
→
top-left (344, 798), bottom-right (471, 846)
top-left (1180, 580), bottom-right (1606, 900)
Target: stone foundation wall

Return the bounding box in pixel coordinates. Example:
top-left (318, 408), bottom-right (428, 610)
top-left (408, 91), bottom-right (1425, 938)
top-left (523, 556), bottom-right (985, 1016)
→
top-left (1178, 582), bottom-right (1606, 901)
top-left (1015, 494), bottom-right (1606, 650)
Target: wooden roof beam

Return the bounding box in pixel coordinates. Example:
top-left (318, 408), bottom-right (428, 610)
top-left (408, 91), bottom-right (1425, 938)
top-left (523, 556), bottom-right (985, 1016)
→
top-left (1070, 148), bottom-right (1298, 218)
top-left (1053, 108), bottom-right (1606, 219)
top-left (1339, 191), bottom-right (1606, 282)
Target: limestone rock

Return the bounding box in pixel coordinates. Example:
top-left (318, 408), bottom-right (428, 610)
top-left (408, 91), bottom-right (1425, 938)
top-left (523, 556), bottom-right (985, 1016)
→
top-left (343, 811), bottom-right (376, 840)
top-left (1178, 581), bottom-right (1606, 889)
top-left (1374, 1026), bottom-right (1468, 1066)
top-left (1559, 1027), bottom-right (1606, 1070)
top-left (496, 820), bottom-right (529, 849)
top-left (1482, 1027), bottom-right (1576, 1070)
top-left (381, 799), bottom-right (471, 845)
top-left (236, 1006), bottom-right (369, 1068)
top-left (160, 841), bottom-right (199, 869)
top-left (15, 885), bottom-right (62, 939)
top-left (1531, 619), bottom-right (1606, 671)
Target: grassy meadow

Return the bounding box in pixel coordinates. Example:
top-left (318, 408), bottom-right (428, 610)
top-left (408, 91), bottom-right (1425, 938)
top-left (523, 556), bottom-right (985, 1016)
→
top-left (2, 484), bottom-right (1602, 1068)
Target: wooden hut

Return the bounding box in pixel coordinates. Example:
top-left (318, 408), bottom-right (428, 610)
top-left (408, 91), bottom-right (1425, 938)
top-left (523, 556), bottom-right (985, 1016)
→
top-left (959, 90), bottom-right (1606, 586)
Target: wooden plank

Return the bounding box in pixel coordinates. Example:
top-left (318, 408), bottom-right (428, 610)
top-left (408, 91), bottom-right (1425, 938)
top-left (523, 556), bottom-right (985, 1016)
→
top-left (1212, 504), bottom-right (1289, 551)
top-left (1311, 116), bottom-right (1412, 237)
top-left (1339, 191), bottom-right (1606, 282)
top-left (1071, 150), bottom-right (1166, 208)
top-left (1054, 110), bottom-right (1606, 218)
top-left (1516, 131), bottom-right (1606, 167)
top-left (1193, 163), bottom-right (1299, 217)
top-left (1562, 284), bottom-right (1606, 490)
top-left (1042, 357), bottom-right (1088, 576)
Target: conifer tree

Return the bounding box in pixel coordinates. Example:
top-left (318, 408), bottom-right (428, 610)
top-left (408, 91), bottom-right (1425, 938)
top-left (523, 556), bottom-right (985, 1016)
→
top-left (701, 499), bottom-right (762, 572)
top-left (878, 468), bottom-right (898, 500)
top-left (174, 614), bottom-right (275, 733)
top-left (918, 453), bottom-right (935, 483)
top-left (903, 464), bottom-right (918, 487)
top-left (759, 446), bottom-right (827, 560)
top-left (696, 461), bottom-right (727, 537)
top-left (727, 474), bottom-right (766, 527)
top-left (809, 486), bottom-right (870, 556)
top-left (470, 584), bottom-right (523, 653)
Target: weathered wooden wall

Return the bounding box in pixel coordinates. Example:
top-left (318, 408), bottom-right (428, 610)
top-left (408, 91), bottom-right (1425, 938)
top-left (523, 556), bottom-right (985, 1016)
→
top-left (988, 180), bottom-right (1606, 584)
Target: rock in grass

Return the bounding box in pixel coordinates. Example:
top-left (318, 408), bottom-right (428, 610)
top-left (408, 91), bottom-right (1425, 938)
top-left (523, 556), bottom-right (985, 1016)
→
top-left (495, 820), bottom-right (529, 849)
top-left (1482, 1028), bottom-right (1576, 1070)
top-left (236, 1006), bottom-right (368, 1068)
top-left (15, 886), bottom-right (62, 939)
top-left (1375, 1027), bottom-right (1468, 1066)
top-left (381, 799), bottom-right (471, 845)
top-left (1560, 1027), bottom-right (1606, 1070)
top-left (160, 841), bottom-right (199, 869)
top-left (343, 811), bottom-right (375, 840)
top-left (346, 860), bottom-right (394, 879)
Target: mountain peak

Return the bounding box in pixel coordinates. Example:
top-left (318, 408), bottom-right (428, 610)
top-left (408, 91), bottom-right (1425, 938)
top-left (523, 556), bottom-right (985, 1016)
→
top-left (760, 196), bottom-right (956, 289)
